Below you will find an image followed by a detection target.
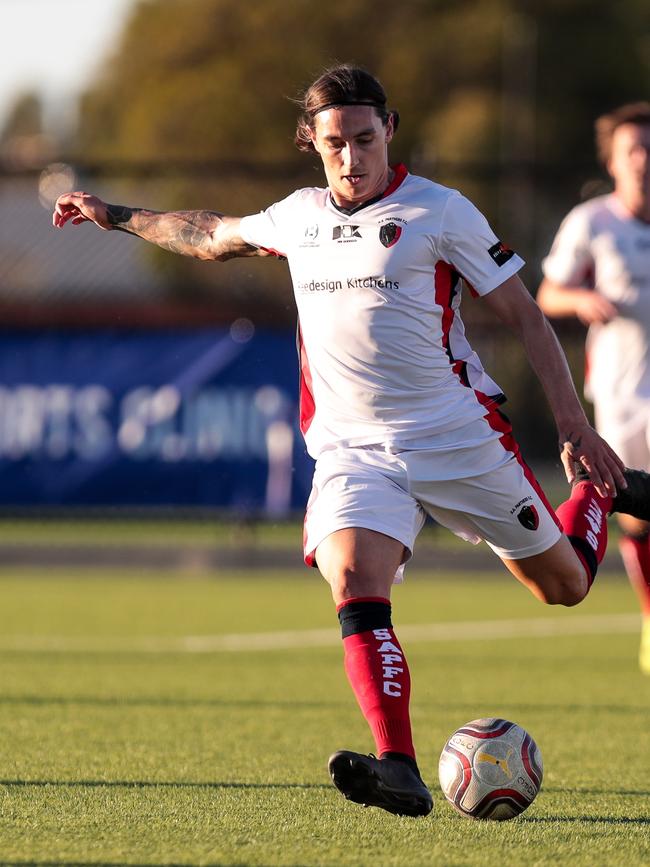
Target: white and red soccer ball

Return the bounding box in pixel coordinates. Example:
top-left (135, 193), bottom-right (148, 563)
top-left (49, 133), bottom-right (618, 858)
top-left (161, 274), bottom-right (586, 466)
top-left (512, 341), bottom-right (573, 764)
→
top-left (438, 717), bottom-right (543, 820)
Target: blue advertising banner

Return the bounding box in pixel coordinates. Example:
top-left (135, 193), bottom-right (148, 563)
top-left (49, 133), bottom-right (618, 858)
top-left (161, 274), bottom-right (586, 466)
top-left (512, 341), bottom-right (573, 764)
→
top-left (0, 327), bottom-right (314, 512)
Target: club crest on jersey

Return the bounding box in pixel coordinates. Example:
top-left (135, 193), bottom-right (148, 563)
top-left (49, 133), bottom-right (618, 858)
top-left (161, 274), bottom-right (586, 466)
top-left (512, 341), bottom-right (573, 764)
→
top-left (332, 225), bottom-right (361, 242)
top-left (488, 240), bottom-right (514, 266)
top-left (379, 222), bottom-right (402, 248)
top-left (517, 504), bottom-right (539, 531)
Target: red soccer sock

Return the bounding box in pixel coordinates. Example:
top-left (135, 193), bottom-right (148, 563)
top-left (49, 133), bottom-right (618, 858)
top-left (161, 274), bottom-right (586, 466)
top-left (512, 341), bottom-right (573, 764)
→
top-left (555, 481), bottom-right (612, 589)
top-left (337, 597), bottom-right (415, 761)
top-left (619, 533), bottom-right (650, 617)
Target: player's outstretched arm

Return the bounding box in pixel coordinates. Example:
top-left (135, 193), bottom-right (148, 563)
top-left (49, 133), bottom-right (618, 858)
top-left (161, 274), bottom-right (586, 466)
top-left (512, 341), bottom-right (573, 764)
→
top-left (52, 191), bottom-right (264, 261)
top-left (483, 275), bottom-right (626, 497)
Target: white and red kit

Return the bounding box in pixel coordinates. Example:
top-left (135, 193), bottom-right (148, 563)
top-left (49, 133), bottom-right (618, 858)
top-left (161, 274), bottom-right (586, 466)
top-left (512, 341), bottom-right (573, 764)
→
top-left (542, 193), bottom-right (650, 465)
top-left (240, 164), bottom-right (562, 571)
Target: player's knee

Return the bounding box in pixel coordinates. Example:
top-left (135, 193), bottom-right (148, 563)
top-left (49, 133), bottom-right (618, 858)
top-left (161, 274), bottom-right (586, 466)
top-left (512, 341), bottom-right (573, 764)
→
top-left (327, 563), bottom-right (383, 601)
top-left (539, 566), bottom-right (589, 607)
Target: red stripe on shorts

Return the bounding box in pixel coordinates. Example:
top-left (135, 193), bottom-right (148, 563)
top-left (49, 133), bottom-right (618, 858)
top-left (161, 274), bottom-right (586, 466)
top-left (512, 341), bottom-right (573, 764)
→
top-left (481, 400), bottom-right (561, 529)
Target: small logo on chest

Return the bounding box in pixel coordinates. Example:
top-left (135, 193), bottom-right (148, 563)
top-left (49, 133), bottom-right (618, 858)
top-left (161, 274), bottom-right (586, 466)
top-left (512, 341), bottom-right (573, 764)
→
top-left (332, 225), bottom-right (362, 242)
top-left (379, 222), bottom-right (402, 248)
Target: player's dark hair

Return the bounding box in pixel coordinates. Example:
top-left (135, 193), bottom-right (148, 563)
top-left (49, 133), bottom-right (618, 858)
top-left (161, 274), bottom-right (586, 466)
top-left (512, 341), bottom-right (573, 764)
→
top-left (294, 64), bottom-right (399, 152)
top-left (595, 101), bottom-right (650, 166)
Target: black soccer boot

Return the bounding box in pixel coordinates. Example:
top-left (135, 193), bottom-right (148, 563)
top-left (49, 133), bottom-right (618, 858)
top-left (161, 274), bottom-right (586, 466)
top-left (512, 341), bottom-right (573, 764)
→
top-left (328, 750), bottom-right (433, 817)
top-left (575, 465), bottom-right (650, 521)
top-left (610, 468), bottom-right (650, 522)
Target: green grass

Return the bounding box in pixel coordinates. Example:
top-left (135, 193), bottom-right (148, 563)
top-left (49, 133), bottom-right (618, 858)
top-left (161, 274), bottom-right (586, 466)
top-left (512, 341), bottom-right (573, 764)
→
top-left (0, 567), bottom-right (648, 865)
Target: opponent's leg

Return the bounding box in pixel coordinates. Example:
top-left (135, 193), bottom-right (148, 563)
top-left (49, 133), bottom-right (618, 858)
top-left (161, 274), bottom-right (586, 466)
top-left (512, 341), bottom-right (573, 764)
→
top-left (617, 515), bottom-right (650, 674)
top-left (316, 528), bottom-right (433, 817)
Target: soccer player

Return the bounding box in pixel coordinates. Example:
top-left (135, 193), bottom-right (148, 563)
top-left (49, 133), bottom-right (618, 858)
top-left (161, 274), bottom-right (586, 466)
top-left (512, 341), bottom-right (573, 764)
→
top-left (53, 66), bottom-right (650, 818)
top-left (537, 103), bottom-right (650, 674)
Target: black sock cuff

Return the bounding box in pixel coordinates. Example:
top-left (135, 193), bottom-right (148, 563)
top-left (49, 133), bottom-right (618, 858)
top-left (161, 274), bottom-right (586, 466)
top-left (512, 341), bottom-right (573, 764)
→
top-left (338, 599), bottom-right (392, 638)
top-left (568, 534), bottom-right (598, 584)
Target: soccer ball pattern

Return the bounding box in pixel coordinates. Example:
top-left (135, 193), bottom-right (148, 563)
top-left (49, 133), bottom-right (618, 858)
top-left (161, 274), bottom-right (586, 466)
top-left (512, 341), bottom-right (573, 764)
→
top-left (438, 717), bottom-right (543, 820)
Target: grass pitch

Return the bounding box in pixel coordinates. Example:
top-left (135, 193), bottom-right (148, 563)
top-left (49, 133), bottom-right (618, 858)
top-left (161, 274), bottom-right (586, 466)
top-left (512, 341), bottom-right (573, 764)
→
top-left (0, 563), bottom-right (648, 866)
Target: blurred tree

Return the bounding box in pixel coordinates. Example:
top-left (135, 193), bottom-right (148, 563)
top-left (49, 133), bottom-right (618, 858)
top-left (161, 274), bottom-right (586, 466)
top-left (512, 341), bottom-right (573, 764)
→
top-left (0, 91), bottom-right (54, 168)
top-left (68, 0), bottom-right (649, 456)
top-left (0, 92), bottom-right (43, 141)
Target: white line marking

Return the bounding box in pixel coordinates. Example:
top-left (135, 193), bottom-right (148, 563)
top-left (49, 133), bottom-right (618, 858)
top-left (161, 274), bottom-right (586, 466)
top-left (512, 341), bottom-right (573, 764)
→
top-left (0, 613), bottom-right (641, 654)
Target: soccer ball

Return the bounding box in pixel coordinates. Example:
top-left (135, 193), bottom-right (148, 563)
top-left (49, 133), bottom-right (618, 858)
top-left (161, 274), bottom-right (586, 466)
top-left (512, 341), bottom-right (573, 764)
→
top-left (438, 717), bottom-right (543, 820)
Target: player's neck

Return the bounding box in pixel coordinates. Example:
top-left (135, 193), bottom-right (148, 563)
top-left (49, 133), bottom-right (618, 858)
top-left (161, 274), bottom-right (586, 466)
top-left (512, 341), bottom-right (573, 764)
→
top-left (614, 188), bottom-right (650, 223)
top-left (330, 167), bottom-right (396, 213)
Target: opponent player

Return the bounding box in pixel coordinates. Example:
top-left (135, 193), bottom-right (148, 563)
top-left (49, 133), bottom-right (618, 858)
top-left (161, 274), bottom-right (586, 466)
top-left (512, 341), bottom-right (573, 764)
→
top-left (53, 66), bottom-right (650, 818)
top-left (537, 103), bottom-right (650, 674)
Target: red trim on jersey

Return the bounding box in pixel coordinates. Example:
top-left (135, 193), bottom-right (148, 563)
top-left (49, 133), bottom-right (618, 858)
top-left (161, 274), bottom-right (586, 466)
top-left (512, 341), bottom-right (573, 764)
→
top-left (434, 261), bottom-right (459, 356)
top-left (297, 322), bottom-right (316, 436)
top-left (260, 245), bottom-right (287, 258)
top-left (482, 402), bottom-right (561, 530)
top-left (433, 260), bottom-right (557, 525)
top-left (383, 163), bottom-right (408, 198)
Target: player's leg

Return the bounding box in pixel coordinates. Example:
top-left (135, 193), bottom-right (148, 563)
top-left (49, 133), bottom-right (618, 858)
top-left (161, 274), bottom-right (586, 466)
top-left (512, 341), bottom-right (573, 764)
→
top-left (502, 465), bottom-right (650, 604)
top-left (500, 535), bottom-right (591, 604)
top-left (316, 527), bottom-right (432, 816)
top-left (502, 470), bottom-right (611, 604)
top-left (594, 407), bottom-right (650, 672)
top-left (304, 449), bottom-right (432, 816)
top-left (407, 425), bottom-right (607, 605)
top-left (617, 514), bottom-right (650, 674)
top-left (317, 527), bottom-right (414, 761)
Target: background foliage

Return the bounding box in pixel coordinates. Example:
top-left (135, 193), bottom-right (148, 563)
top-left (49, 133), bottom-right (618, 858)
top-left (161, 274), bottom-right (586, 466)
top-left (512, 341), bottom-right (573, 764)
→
top-left (1, 0), bottom-right (648, 457)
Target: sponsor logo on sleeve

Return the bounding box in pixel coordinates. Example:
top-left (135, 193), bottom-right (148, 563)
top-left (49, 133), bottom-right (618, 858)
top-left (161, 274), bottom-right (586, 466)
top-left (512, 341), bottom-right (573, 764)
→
top-left (488, 240), bottom-right (515, 266)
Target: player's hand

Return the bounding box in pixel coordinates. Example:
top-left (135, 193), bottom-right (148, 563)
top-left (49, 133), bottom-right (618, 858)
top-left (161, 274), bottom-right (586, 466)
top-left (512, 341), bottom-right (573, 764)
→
top-left (52, 192), bottom-right (111, 230)
top-left (559, 422), bottom-right (627, 497)
top-left (574, 291), bottom-right (618, 326)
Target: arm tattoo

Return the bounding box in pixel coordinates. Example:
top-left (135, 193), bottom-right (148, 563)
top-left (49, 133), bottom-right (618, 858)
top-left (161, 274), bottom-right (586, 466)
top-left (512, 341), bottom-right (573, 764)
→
top-left (104, 204), bottom-right (254, 259)
top-left (106, 204), bottom-right (134, 231)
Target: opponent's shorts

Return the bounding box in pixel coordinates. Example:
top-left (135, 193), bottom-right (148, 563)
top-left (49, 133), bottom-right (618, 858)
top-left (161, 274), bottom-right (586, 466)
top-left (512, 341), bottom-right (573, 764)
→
top-left (594, 401), bottom-right (650, 472)
top-left (303, 416), bottom-right (562, 581)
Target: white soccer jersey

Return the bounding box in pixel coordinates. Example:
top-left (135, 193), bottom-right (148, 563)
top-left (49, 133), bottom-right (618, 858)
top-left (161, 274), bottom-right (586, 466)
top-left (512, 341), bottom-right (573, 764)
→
top-left (240, 164), bottom-right (524, 458)
top-left (542, 193), bottom-right (650, 408)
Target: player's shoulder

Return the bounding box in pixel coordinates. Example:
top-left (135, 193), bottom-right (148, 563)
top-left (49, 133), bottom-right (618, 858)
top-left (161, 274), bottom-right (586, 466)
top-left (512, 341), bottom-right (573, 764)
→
top-left (264, 186), bottom-right (328, 215)
top-left (394, 172), bottom-right (468, 226)
top-left (560, 193), bottom-right (627, 239)
top-left (400, 171), bottom-right (459, 204)
top-left (564, 193), bottom-right (615, 223)
top-left (289, 186), bottom-right (329, 206)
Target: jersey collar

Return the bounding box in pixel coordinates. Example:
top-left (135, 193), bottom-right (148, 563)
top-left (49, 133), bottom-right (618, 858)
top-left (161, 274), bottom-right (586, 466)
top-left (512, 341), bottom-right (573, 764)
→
top-left (329, 163), bottom-right (408, 216)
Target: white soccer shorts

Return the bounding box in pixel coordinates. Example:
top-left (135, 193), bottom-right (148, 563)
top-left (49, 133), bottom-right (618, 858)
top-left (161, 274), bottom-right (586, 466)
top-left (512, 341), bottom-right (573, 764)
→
top-left (594, 401), bottom-right (650, 474)
top-left (303, 424), bottom-right (562, 581)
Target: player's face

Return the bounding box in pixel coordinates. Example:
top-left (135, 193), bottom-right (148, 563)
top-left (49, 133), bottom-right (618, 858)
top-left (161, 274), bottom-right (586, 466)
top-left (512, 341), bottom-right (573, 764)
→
top-left (310, 105), bottom-right (394, 208)
top-left (608, 123), bottom-right (650, 199)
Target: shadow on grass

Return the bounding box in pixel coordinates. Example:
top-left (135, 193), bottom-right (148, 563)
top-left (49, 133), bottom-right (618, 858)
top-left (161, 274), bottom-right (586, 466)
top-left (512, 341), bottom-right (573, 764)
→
top-left (0, 778), bottom-right (330, 790)
top-left (524, 815), bottom-right (650, 825)
top-left (421, 700), bottom-right (650, 716)
top-left (2, 695), bottom-right (650, 717)
top-left (2, 863), bottom-right (251, 867)
top-left (542, 786), bottom-right (650, 797)
top-left (0, 694), bottom-right (346, 709)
